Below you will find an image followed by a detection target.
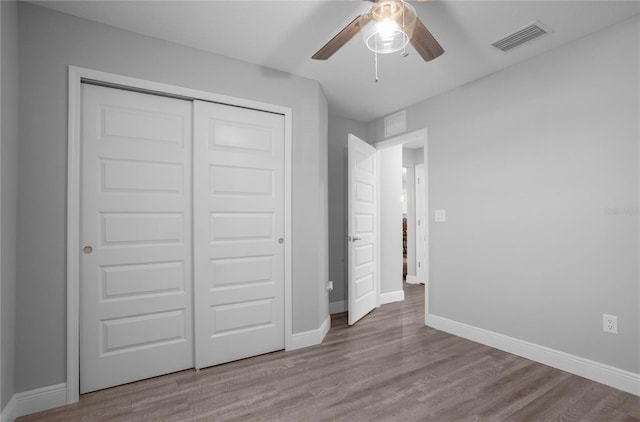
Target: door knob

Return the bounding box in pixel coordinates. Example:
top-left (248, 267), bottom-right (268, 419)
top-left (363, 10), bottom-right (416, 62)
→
top-left (83, 246), bottom-right (93, 254)
top-left (346, 236), bottom-right (362, 242)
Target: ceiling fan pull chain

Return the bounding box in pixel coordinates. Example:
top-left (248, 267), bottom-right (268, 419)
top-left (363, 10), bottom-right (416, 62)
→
top-left (401, 3), bottom-right (409, 57)
top-left (374, 38), bottom-right (379, 83)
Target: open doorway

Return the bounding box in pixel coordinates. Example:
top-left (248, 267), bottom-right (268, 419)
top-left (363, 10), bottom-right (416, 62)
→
top-left (375, 129), bottom-right (429, 323)
top-left (343, 129), bottom-right (428, 327)
top-left (401, 145), bottom-right (424, 287)
top-left (402, 167), bottom-right (409, 282)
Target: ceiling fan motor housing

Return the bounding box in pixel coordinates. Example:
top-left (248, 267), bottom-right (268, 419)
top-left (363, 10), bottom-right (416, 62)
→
top-left (361, 0), bottom-right (417, 54)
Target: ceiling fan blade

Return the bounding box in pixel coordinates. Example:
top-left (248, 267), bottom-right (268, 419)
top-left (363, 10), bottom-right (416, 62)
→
top-left (312, 16), bottom-right (364, 60)
top-left (410, 17), bottom-right (444, 61)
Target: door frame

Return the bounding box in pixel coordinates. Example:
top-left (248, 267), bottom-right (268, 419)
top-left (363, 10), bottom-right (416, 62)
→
top-left (375, 128), bottom-right (429, 324)
top-left (414, 164), bottom-right (427, 285)
top-left (66, 66), bottom-right (293, 404)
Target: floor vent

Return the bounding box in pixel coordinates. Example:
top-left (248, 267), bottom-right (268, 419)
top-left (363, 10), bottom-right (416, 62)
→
top-left (492, 21), bottom-right (551, 52)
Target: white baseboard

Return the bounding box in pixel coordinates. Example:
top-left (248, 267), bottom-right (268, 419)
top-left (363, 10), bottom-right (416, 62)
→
top-left (380, 289), bottom-right (405, 305)
top-left (405, 275), bottom-right (418, 284)
top-left (13, 383), bottom-right (67, 419)
top-left (10, 316), bottom-right (331, 418)
top-left (288, 315), bottom-right (331, 351)
top-left (329, 300), bottom-right (346, 314)
top-left (428, 314), bottom-right (640, 396)
top-left (1, 395), bottom-right (16, 422)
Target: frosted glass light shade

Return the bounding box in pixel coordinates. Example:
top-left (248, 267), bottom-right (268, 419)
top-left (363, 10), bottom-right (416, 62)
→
top-left (360, 0), bottom-right (417, 54)
top-left (363, 22), bottom-right (408, 54)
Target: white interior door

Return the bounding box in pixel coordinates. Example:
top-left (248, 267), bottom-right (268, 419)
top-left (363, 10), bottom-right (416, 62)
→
top-left (415, 165), bottom-right (427, 284)
top-left (80, 84), bottom-right (193, 393)
top-left (193, 101), bottom-right (285, 368)
top-left (347, 134), bottom-right (378, 325)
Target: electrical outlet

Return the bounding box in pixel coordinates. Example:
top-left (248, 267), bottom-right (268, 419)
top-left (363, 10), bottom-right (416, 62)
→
top-left (603, 314), bottom-right (618, 334)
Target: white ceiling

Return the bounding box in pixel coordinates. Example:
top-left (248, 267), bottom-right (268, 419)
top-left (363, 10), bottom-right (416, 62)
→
top-left (32, 0), bottom-right (640, 122)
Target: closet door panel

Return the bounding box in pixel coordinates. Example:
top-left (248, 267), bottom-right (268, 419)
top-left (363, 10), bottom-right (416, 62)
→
top-left (194, 101), bottom-right (285, 369)
top-left (80, 84), bottom-right (194, 393)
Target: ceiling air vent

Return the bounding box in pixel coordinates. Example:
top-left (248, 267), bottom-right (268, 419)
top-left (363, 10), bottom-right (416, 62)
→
top-left (492, 21), bottom-right (552, 52)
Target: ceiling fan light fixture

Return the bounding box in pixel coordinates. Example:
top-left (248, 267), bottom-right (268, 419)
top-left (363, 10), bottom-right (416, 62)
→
top-left (361, 0), bottom-right (417, 54)
top-left (363, 21), bottom-right (408, 54)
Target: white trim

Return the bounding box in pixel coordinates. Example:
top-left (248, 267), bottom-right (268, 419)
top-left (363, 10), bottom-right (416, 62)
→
top-left (1, 2), bottom-right (4, 412)
top-left (66, 66), bottom-right (81, 405)
top-left (289, 315), bottom-right (331, 350)
top-left (284, 102), bottom-right (293, 353)
top-left (329, 300), bottom-right (346, 314)
top-left (422, 142), bottom-right (429, 323)
top-left (375, 150), bottom-right (382, 308)
top-left (416, 160), bottom-right (429, 322)
top-left (376, 129), bottom-right (427, 150)
top-left (380, 289), bottom-right (405, 305)
top-left (1, 395), bottom-right (16, 422)
top-left (67, 66), bottom-right (293, 404)
top-left (13, 383), bottom-right (66, 419)
top-left (405, 275), bottom-right (418, 285)
top-left (414, 164), bottom-right (427, 286)
top-left (428, 314), bottom-right (640, 396)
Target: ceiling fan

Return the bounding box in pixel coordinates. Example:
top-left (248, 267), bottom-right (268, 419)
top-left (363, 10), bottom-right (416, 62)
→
top-left (312, 0), bottom-right (444, 61)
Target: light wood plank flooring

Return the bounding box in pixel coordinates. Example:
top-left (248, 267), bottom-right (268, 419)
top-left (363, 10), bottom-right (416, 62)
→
top-left (19, 284), bottom-right (639, 421)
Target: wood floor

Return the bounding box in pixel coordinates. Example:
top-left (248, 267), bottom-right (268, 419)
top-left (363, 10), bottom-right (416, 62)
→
top-left (20, 284), bottom-right (639, 421)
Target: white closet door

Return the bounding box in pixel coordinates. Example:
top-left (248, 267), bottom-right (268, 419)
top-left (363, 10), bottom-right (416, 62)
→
top-left (80, 84), bottom-right (193, 393)
top-left (193, 101), bottom-right (285, 369)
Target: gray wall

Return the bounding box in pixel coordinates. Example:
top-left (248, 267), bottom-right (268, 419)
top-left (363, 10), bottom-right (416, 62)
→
top-left (402, 148), bottom-right (416, 168)
top-left (1, 0), bottom-right (19, 410)
top-left (413, 148), bottom-right (424, 166)
top-left (318, 92), bottom-right (329, 323)
top-left (403, 151), bottom-right (416, 277)
top-left (369, 16), bottom-right (640, 373)
top-left (16, 2), bottom-right (328, 393)
top-left (379, 146), bottom-right (403, 295)
top-left (327, 116), bottom-right (368, 308)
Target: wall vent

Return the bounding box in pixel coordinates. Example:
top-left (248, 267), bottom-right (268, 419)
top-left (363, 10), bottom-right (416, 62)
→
top-left (492, 21), bottom-right (552, 52)
top-left (384, 110), bottom-right (407, 138)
